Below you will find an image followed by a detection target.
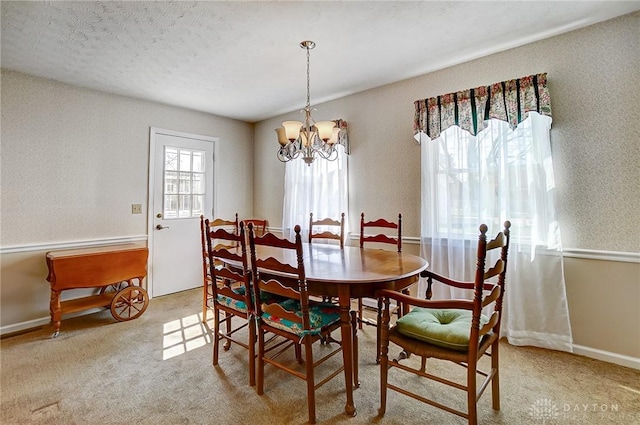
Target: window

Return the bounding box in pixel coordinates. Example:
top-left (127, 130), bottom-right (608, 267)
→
top-left (163, 147), bottom-right (205, 219)
top-left (420, 113), bottom-right (572, 352)
top-left (282, 147), bottom-right (349, 238)
top-left (428, 115), bottom-right (553, 245)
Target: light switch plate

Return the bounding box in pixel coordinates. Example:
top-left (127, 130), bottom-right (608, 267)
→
top-left (131, 204), bottom-right (142, 214)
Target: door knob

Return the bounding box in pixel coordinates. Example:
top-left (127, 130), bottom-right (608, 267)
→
top-left (155, 224), bottom-right (170, 230)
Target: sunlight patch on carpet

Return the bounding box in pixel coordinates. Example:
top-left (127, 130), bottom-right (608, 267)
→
top-left (162, 312), bottom-right (211, 360)
top-left (618, 385), bottom-right (640, 394)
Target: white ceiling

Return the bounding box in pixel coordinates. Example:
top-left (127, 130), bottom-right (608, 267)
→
top-left (2, 1), bottom-right (638, 123)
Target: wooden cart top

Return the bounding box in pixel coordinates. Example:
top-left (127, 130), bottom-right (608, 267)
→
top-left (46, 243), bottom-right (148, 289)
top-left (46, 243), bottom-right (147, 259)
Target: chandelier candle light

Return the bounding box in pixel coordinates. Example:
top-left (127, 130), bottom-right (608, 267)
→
top-left (276, 41), bottom-right (341, 165)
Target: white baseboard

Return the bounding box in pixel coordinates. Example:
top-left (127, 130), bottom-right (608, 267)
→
top-left (1, 317), bottom-right (50, 336)
top-left (1, 308), bottom-right (105, 337)
top-left (572, 344), bottom-right (640, 370)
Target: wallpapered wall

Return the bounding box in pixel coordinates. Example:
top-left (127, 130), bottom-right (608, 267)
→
top-left (253, 12), bottom-right (640, 253)
top-left (1, 71), bottom-right (254, 247)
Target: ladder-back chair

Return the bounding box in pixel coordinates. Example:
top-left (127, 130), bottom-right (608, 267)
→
top-left (241, 218), bottom-right (268, 237)
top-left (200, 214), bottom-right (239, 323)
top-left (204, 220), bottom-right (256, 386)
top-left (248, 224), bottom-right (356, 424)
top-left (308, 213), bottom-right (345, 248)
top-left (358, 212), bottom-right (402, 362)
top-left (377, 221), bottom-right (511, 425)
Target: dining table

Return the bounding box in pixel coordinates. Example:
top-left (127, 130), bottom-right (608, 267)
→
top-left (250, 241), bottom-right (428, 418)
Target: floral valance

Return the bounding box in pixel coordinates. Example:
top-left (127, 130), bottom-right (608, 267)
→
top-left (413, 73), bottom-right (551, 142)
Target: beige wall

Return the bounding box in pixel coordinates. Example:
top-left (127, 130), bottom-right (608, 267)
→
top-left (564, 257), bottom-right (640, 358)
top-left (253, 13), bottom-right (640, 361)
top-left (0, 70), bottom-right (254, 328)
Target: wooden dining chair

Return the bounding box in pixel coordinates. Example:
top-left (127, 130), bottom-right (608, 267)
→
top-left (248, 223), bottom-right (356, 424)
top-left (200, 214), bottom-right (239, 323)
top-left (204, 220), bottom-right (256, 386)
top-left (241, 218), bottom-right (268, 237)
top-left (376, 221), bottom-right (511, 425)
top-left (359, 212), bottom-right (402, 252)
top-left (358, 212), bottom-right (402, 362)
top-left (308, 212), bottom-right (345, 248)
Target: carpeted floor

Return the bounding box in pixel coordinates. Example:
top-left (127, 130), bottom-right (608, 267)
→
top-left (1, 288), bottom-right (639, 425)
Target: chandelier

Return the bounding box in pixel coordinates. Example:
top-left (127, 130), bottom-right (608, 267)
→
top-left (276, 41), bottom-right (341, 165)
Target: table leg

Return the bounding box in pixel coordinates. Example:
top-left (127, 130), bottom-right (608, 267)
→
top-left (338, 286), bottom-right (356, 417)
top-left (50, 290), bottom-right (61, 338)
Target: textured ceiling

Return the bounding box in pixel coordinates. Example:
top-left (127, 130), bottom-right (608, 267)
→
top-left (2, 1), bottom-right (639, 122)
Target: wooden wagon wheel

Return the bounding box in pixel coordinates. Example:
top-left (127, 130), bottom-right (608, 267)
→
top-left (99, 282), bottom-right (126, 295)
top-left (110, 286), bottom-right (149, 321)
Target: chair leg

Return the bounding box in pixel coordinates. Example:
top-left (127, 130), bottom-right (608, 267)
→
top-left (202, 280), bottom-right (208, 323)
top-left (399, 288), bottom-right (410, 317)
top-left (248, 315), bottom-right (256, 387)
top-left (378, 299), bottom-right (391, 416)
top-left (295, 342), bottom-right (303, 364)
top-left (467, 359), bottom-right (478, 425)
top-left (256, 327), bottom-right (265, 395)
top-left (223, 311), bottom-right (232, 350)
top-left (375, 298), bottom-right (383, 363)
top-left (350, 310), bottom-right (359, 388)
top-left (304, 337), bottom-right (317, 424)
top-left (491, 342), bottom-right (500, 410)
top-left (357, 298), bottom-right (363, 329)
top-left (212, 308), bottom-right (220, 366)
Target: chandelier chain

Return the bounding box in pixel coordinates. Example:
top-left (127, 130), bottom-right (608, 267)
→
top-left (306, 44), bottom-right (311, 111)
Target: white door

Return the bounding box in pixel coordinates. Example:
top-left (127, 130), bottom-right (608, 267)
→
top-left (148, 128), bottom-right (216, 297)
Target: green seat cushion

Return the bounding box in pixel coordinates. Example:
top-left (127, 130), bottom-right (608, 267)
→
top-left (261, 300), bottom-right (341, 336)
top-left (395, 308), bottom-right (488, 352)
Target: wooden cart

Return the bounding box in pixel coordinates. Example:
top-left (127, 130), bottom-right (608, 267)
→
top-left (46, 244), bottom-right (149, 338)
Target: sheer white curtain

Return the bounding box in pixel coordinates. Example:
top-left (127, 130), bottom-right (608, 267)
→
top-left (419, 112), bottom-right (573, 352)
top-left (282, 146), bottom-right (349, 240)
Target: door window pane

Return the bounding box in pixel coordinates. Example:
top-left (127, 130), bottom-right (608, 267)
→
top-left (192, 195), bottom-right (204, 216)
top-left (180, 151), bottom-right (192, 172)
top-left (165, 147), bottom-right (178, 171)
top-left (179, 172), bottom-right (191, 194)
top-left (164, 195), bottom-right (178, 219)
top-left (192, 173), bottom-right (204, 194)
top-left (165, 171), bottom-right (178, 194)
top-left (179, 195), bottom-right (191, 218)
top-left (163, 147), bottom-right (207, 219)
top-left (192, 151), bottom-right (205, 172)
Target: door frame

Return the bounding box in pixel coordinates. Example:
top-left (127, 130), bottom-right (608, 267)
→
top-left (147, 127), bottom-right (219, 298)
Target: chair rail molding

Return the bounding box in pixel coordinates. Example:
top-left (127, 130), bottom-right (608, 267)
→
top-left (1, 235), bottom-right (148, 254)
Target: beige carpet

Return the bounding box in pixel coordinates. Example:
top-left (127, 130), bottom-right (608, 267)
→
top-left (1, 288), bottom-right (639, 425)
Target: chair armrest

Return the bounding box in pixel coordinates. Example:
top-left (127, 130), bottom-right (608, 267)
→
top-left (421, 270), bottom-right (497, 292)
top-left (421, 270), bottom-right (475, 291)
top-left (375, 289), bottom-right (473, 311)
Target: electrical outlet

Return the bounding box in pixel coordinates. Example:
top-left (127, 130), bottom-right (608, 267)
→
top-left (131, 204), bottom-right (142, 214)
